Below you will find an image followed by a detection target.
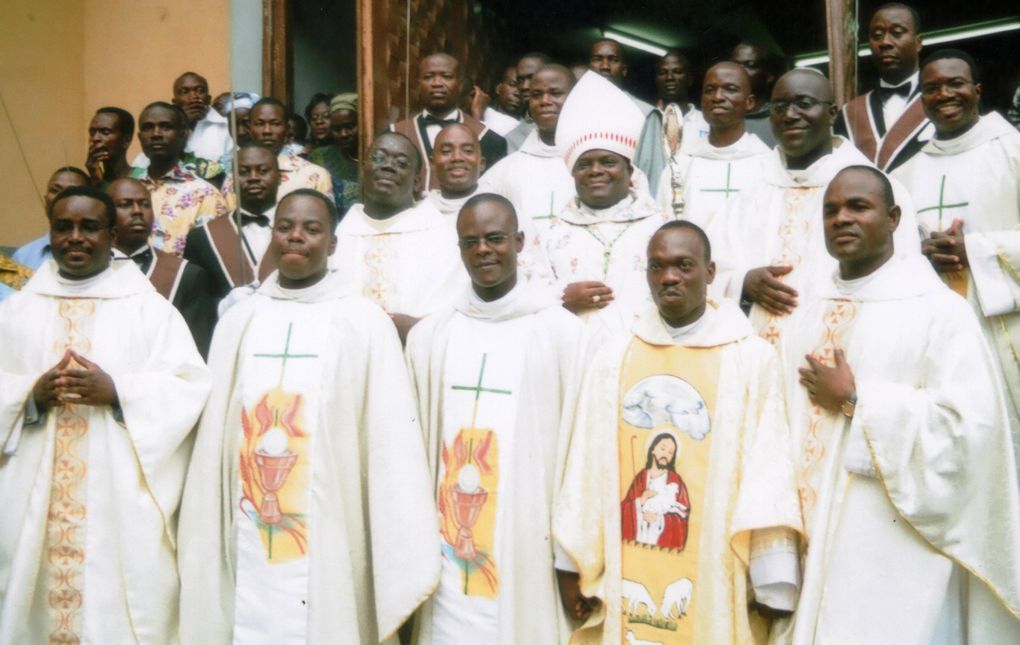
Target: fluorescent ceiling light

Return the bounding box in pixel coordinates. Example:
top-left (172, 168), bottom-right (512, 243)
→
top-left (603, 29), bottom-right (669, 57)
top-left (795, 18), bottom-right (1020, 67)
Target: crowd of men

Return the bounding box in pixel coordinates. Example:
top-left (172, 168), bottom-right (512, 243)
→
top-left (1, 2), bottom-right (1019, 644)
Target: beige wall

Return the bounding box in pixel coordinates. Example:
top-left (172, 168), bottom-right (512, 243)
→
top-left (0, 0), bottom-right (230, 247)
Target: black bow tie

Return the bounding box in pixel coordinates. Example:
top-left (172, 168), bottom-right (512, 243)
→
top-left (113, 247), bottom-right (153, 266)
top-left (877, 84), bottom-right (911, 100)
top-left (421, 113), bottom-right (458, 127)
top-left (240, 212), bottom-right (271, 228)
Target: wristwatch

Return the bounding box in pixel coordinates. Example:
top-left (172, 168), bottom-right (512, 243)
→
top-left (841, 392), bottom-right (857, 418)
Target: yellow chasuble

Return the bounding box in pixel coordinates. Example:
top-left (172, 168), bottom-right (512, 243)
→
top-left (617, 339), bottom-right (721, 644)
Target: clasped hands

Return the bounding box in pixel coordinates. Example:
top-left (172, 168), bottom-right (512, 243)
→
top-left (32, 349), bottom-right (118, 411)
top-left (922, 218), bottom-right (968, 273)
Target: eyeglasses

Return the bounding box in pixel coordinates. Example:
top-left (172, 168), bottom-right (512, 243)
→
top-left (771, 96), bottom-right (832, 115)
top-left (457, 233), bottom-right (511, 250)
top-left (368, 152), bottom-right (411, 170)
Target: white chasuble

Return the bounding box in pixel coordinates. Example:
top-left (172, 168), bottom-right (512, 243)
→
top-left (554, 302), bottom-right (803, 645)
top-left (654, 133), bottom-right (770, 303)
top-left (333, 201), bottom-right (468, 318)
top-left (544, 192), bottom-right (671, 325)
top-left (777, 256), bottom-right (1020, 645)
top-left (178, 271), bottom-right (440, 645)
top-left (233, 300), bottom-right (330, 644)
top-left (723, 137), bottom-right (921, 346)
top-left (431, 313), bottom-right (532, 643)
top-left (0, 262), bottom-right (210, 645)
top-left (407, 282), bottom-right (586, 645)
top-left (893, 112), bottom-right (1020, 465)
top-left (480, 129), bottom-right (577, 230)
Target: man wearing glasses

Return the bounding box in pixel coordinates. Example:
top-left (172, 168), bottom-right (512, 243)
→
top-left (406, 193), bottom-right (584, 644)
top-left (721, 69), bottom-right (920, 346)
top-left (333, 132), bottom-right (468, 342)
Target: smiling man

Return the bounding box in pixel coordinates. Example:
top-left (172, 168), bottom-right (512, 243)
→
top-left (835, 4), bottom-right (932, 172)
top-left (724, 69), bottom-right (920, 346)
top-left (184, 143), bottom-right (283, 300)
top-left (130, 101), bottom-right (228, 255)
top-left (778, 165), bottom-right (1020, 644)
top-left (542, 72), bottom-right (670, 325)
top-left (554, 221), bottom-right (803, 645)
top-left (333, 132), bottom-right (467, 341)
top-left (655, 62), bottom-right (771, 275)
top-left (893, 49), bottom-right (1020, 469)
top-left (0, 185), bottom-right (210, 644)
top-left (107, 178), bottom-right (215, 356)
top-left (13, 166), bottom-right (91, 270)
top-left (390, 52), bottom-right (507, 193)
top-left (407, 193), bottom-right (583, 644)
top-left (427, 123), bottom-right (487, 217)
top-left (179, 188), bottom-right (439, 645)
top-left (221, 97), bottom-right (333, 211)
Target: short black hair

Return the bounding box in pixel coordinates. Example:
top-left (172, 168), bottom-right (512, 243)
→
top-left (459, 192), bottom-right (520, 230)
top-left (174, 71), bottom-right (208, 87)
top-left (653, 220), bottom-right (712, 262)
top-left (278, 188), bottom-right (339, 229)
top-left (237, 141), bottom-right (280, 168)
top-left (304, 93), bottom-right (334, 122)
top-left (140, 101), bottom-right (190, 130)
top-left (95, 107), bottom-right (135, 139)
top-left (372, 131), bottom-right (424, 173)
top-left (833, 165), bottom-right (896, 208)
top-left (51, 166), bottom-right (91, 184)
top-left (251, 97), bottom-right (290, 120)
top-left (48, 185), bottom-right (117, 227)
top-left (592, 38), bottom-right (627, 63)
top-left (921, 48), bottom-right (980, 83)
top-left (519, 51), bottom-right (552, 65)
top-left (874, 3), bottom-right (921, 33)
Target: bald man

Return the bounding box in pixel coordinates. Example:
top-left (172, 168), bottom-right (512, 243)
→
top-left (390, 52), bottom-right (507, 193)
top-left (723, 69), bottom-right (920, 346)
top-left (108, 178), bottom-right (216, 356)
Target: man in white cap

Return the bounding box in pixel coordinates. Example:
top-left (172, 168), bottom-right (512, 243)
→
top-left (542, 72), bottom-right (670, 325)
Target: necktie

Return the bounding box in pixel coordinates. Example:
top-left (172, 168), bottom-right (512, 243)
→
top-left (877, 84), bottom-right (911, 101)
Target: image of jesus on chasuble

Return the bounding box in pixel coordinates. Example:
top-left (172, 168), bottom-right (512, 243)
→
top-left (617, 352), bottom-right (717, 643)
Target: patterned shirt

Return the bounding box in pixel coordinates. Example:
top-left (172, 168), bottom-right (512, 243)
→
top-left (221, 151), bottom-right (334, 211)
top-left (132, 163), bottom-right (228, 256)
top-left (0, 253), bottom-right (33, 301)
